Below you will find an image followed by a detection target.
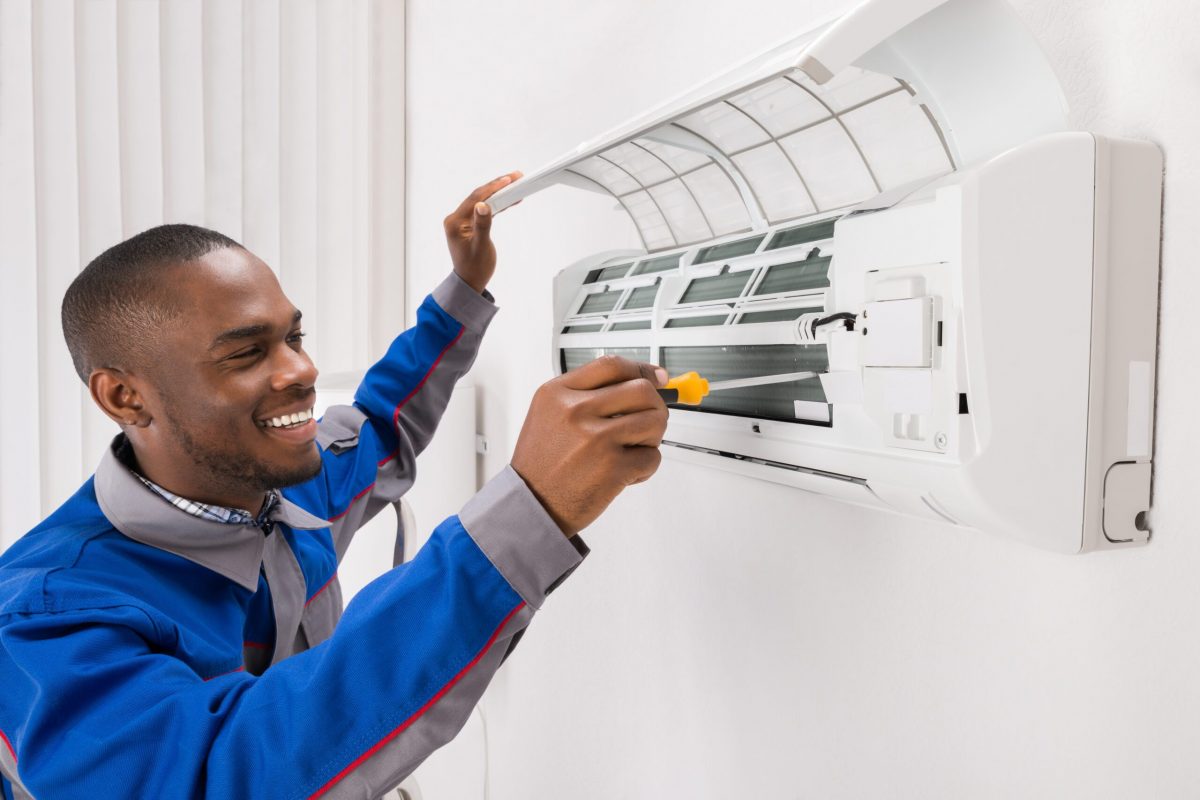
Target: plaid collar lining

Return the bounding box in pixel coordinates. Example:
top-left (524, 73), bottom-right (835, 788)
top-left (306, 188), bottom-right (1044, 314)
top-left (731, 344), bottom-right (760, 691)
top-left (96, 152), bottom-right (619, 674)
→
top-left (131, 471), bottom-right (280, 529)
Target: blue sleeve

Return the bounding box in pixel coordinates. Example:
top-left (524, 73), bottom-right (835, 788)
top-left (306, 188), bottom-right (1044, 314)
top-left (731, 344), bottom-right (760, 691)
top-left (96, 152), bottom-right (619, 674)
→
top-left (287, 273), bottom-right (497, 559)
top-left (0, 480), bottom-right (583, 798)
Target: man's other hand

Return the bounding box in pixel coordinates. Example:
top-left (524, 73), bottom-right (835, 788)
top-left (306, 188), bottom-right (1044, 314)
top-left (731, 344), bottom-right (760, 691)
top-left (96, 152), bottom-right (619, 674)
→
top-left (444, 171), bottom-right (522, 294)
top-left (511, 356), bottom-right (670, 537)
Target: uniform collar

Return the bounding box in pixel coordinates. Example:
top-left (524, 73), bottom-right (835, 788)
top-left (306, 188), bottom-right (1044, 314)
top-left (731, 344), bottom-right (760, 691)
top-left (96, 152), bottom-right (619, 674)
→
top-left (131, 470), bottom-right (281, 527)
top-left (93, 436), bottom-right (329, 591)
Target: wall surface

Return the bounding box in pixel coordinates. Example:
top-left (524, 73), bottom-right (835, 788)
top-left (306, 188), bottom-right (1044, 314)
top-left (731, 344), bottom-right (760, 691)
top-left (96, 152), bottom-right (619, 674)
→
top-left (406, 1), bottom-right (1200, 797)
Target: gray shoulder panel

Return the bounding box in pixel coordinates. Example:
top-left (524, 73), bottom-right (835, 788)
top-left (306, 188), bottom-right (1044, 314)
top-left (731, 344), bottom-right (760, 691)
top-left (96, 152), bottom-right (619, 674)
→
top-left (316, 403), bottom-right (369, 451)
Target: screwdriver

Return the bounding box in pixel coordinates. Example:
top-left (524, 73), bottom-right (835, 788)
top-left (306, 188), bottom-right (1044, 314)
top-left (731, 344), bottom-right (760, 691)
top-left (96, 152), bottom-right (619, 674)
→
top-left (657, 370), bottom-right (819, 405)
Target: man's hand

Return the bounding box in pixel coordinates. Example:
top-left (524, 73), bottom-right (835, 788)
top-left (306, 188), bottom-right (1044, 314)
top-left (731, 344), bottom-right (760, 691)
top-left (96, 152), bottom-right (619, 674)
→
top-left (511, 356), bottom-right (670, 537)
top-left (444, 171), bottom-right (522, 294)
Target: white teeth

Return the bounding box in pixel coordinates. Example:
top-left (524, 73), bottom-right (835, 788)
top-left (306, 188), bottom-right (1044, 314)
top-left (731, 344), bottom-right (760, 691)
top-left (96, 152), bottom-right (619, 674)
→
top-left (260, 408), bottom-right (314, 429)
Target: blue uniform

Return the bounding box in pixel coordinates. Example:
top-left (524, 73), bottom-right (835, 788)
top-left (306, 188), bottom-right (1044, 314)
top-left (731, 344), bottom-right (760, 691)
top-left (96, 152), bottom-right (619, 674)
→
top-left (0, 274), bottom-right (584, 799)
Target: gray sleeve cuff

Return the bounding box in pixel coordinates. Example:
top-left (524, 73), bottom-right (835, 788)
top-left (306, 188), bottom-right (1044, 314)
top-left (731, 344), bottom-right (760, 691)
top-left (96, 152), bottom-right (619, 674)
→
top-left (459, 465), bottom-right (586, 610)
top-left (432, 272), bottom-right (499, 334)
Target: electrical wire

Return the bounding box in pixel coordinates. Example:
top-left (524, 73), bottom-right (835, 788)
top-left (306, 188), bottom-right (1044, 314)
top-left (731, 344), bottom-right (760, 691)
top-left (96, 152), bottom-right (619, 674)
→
top-left (813, 311), bottom-right (857, 331)
top-left (795, 311), bottom-right (858, 343)
top-left (477, 702), bottom-right (492, 800)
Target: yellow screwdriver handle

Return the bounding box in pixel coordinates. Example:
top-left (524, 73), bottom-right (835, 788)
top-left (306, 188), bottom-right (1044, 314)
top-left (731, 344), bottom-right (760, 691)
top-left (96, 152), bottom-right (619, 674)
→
top-left (659, 371), bottom-right (710, 405)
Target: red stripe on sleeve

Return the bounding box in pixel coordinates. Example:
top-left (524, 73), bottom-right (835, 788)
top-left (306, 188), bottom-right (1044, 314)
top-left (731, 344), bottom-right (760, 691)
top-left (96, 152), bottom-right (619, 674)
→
top-left (331, 324), bottom-right (466, 516)
top-left (308, 601), bottom-right (526, 799)
top-left (328, 482), bottom-right (376, 522)
top-left (0, 728), bottom-right (16, 764)
top-left (204, 666), bottom-right (246, 682)
top-left (304, 573), bottom-right (339, 607)
top-left (378, 326), bottom-right (466, 467)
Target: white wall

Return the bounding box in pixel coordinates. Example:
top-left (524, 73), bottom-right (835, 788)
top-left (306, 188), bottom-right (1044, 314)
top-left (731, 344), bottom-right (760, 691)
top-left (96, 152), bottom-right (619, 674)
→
top-left (406, 1), bottom-right (1200, 797)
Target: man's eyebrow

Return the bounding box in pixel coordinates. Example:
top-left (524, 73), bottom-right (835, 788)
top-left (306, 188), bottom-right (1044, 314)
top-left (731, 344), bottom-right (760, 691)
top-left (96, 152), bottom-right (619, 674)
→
top-left (209, 310), bottom-right (303, 350)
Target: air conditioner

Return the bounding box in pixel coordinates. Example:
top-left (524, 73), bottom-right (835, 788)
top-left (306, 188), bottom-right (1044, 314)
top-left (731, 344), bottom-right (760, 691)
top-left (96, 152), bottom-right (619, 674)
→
top-left (487, 0), bottom-right (1163, 553)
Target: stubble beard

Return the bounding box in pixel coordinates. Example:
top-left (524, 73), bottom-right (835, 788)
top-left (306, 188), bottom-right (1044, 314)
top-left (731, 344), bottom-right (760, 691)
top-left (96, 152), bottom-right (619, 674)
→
top-left (169, 419), bottom-right (323, 500)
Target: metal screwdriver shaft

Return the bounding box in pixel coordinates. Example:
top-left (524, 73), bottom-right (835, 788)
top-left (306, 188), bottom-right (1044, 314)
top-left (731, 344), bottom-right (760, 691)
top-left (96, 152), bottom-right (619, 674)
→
top-left (705, 371), bottom-right (819, 392)
top-left (657, 371), bottom-right (820, 405)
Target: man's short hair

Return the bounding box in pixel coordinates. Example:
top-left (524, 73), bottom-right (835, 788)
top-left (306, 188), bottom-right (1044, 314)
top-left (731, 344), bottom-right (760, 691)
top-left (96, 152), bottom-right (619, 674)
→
top-left (62, 224), bottom-right (242, 383)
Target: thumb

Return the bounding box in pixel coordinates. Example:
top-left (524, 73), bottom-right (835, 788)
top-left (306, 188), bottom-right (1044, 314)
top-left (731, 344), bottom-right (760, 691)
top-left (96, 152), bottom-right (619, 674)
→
top-left (473, 202), bottom-right (493, 240)
top-left (637, 361), bottom-right (669, 387)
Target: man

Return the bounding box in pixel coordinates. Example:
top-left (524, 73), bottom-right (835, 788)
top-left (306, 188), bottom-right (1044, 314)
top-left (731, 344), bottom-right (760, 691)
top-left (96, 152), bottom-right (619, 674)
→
top-left (0, 174), bottom-right (669, 798)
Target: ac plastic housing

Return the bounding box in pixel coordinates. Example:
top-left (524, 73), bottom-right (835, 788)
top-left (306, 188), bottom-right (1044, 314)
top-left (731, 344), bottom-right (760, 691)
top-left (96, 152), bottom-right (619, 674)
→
top-left (488, 0), bottom-right (1164, 552)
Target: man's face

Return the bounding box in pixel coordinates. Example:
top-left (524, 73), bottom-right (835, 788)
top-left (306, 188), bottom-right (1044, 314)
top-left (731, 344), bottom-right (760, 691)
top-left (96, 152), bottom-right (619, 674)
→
top-left (141, 247), bottom-right (321, 502)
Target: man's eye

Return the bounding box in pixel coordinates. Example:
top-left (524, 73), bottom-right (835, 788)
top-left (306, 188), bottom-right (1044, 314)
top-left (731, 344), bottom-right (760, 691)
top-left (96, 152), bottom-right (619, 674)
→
top-left (229, 347), bottom-right (262, 360)
top-left (288, 331), bottom-right (307, 344)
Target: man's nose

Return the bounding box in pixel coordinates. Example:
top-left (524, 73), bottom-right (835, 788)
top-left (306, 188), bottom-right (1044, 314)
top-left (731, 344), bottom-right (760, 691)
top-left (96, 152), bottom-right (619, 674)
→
top-left (270, 344), bottom-right (319, 392)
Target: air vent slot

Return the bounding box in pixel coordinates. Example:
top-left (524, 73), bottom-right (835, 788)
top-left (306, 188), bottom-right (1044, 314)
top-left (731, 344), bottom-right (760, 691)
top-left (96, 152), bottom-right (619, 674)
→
top-left (632, 253), bottom-right (683, 275)
top-left (753, 252), bottom-right (831, 295)
top-left (621, 283), bottom-right (660, 310)
top-left (736, 307), bottom-right (820, 324)
top-left (766, 218), bottom-right (838, 250)
top-left (665, 315), bottom-right (728, 329)
top-left (663, 441), bottom-right (875, 504)
top-left (577, 290), bottom-right (621, 315)
top-left (584, 263), bottom-right (633, 284)
top-left (664, 441), bottom-right (860, 481)
top-left (561, 347), bottom-right (652, 373)
top-left (694, 234), bottom-right (766, 264)
top-left (679, 268), bottom-right (752, 304)
top-left (562, 324), bottom-right (604, 334)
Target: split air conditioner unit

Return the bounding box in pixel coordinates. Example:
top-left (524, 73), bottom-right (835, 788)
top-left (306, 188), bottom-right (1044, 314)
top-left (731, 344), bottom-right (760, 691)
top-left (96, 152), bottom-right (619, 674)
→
top-left (487, 0), bottom-right (1163, 553)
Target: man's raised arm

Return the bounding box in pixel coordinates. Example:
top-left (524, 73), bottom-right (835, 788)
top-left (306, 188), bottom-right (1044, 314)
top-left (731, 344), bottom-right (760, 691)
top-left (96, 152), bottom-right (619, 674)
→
top-left (293, 174), bottom-right (520, 554)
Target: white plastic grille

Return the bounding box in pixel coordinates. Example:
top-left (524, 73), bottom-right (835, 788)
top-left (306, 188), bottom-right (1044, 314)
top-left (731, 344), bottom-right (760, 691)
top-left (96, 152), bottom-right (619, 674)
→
top-left (557, 66), bottom-right (953, 251)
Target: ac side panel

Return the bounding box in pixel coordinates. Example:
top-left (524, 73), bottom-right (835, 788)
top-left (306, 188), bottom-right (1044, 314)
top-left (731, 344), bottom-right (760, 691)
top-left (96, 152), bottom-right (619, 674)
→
top-left (1081, 137), bottom-right (1163, 549)
top-left (948, 133), bottom-right (1097, 552)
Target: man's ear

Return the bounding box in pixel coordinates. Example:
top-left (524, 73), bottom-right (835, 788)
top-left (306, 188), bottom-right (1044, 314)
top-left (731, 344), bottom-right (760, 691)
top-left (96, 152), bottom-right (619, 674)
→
top-left (89, 368), bottom-right (151, 428)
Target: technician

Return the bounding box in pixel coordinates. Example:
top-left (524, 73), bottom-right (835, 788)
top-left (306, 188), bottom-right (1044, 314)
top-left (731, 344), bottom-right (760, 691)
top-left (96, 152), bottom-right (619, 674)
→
top-left (0, 173), bottom-right (669, 798)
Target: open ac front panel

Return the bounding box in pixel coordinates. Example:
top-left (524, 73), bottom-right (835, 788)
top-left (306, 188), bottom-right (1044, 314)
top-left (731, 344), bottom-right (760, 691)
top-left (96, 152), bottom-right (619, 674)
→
top-left (489, 0), bottom-right (1164, 553)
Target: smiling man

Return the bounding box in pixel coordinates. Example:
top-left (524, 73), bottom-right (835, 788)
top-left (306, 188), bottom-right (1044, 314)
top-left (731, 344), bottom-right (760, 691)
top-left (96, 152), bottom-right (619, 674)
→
top-left (0, 175), bottom-right (669, 799)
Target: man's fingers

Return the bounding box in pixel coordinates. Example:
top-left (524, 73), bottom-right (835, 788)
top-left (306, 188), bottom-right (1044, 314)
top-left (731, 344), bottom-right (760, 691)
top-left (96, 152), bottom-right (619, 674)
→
top-left (453, 171), bottom-right (523, 218)
top-left (513, 357), bottom-right (669, 534)
top-left (604, 407), bottom-right (668, 447)
top-left (587, 376), bottom-right (665, 418)
top-left (620, 445), bottom-right (663, 485)
top-left (561, 355), bottom-right (667, 392)
top-left (471, 171), bottom-right (521, 205)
